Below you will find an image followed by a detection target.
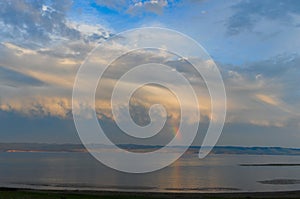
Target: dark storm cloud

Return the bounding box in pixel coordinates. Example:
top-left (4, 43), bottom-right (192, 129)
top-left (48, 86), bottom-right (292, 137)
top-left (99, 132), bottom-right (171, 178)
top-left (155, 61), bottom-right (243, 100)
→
top-left (227, 0), bottom-right (300, 35)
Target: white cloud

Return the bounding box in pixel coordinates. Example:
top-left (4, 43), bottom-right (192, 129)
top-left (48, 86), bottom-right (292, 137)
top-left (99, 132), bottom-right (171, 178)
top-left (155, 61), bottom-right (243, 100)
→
top-left (127, 0), bottom-right (169, 15)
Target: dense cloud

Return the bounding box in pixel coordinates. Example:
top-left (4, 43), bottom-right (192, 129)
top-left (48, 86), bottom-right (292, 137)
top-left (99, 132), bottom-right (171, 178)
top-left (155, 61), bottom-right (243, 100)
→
top-left (1, 39), bottom-right (298, 130)
top-left (0, 0), bottom-right (111, 51)
top-left (0, 0), bottom-right (80, 47)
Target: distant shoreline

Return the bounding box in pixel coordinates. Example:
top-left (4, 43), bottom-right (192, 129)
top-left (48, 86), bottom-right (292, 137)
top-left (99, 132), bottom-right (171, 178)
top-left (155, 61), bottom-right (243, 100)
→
top-left (1, 187), bottom-right (300, 199)
top-left (1, 143), bottom-right (300, 155)
top-left (240, 163), bottom-right (300, 166)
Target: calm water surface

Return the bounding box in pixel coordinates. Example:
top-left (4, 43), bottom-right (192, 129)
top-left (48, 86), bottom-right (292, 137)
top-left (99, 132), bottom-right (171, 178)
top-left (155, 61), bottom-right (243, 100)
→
top-left (0, 152), bottom-right (300, 192)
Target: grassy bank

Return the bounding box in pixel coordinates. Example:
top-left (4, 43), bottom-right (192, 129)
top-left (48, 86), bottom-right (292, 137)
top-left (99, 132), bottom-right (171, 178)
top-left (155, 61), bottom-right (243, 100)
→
top-left (1, 188), bottom-right (300, 199)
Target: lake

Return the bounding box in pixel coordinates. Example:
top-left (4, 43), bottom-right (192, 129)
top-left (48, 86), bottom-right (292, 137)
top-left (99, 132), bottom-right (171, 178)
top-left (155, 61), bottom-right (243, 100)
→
top-left (0, 152), bottom-right (300, 193)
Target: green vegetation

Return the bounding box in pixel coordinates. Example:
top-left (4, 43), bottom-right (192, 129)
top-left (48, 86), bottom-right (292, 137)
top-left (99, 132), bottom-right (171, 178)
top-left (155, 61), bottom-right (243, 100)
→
top-left (0, 190), bottom-right (150, 199)
top-left (1, 189), bottom-right (300, 199)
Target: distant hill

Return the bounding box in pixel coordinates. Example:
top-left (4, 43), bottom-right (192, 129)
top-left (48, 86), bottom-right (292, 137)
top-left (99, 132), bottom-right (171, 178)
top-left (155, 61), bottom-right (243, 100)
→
top-left (198, 146), bottom-right (300, 156)
top-left (0, 143), bottom-right (300, 155)
top-left (0, 143), bottom-right (85, 152)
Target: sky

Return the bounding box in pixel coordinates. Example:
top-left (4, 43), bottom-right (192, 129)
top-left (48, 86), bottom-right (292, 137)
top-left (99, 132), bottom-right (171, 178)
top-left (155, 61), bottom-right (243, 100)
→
top-left (0, 0), bottom-right (300, 147)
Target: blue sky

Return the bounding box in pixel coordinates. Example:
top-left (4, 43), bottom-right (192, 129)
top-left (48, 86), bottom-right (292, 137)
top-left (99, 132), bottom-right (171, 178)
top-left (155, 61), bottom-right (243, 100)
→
top-left (0, 0), bottom-right (300, 147)
top-left (67, 0), bottom-right (300, 64)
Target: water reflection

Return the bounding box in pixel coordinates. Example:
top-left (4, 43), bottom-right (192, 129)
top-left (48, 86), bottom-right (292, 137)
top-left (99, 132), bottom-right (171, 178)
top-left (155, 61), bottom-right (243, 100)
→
top-left (0, 152), bottom-right (300, 192)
